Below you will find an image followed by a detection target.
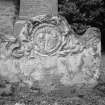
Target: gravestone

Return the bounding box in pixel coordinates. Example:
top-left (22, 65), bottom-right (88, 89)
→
top-left (0, 0), bottom-right (101, 94)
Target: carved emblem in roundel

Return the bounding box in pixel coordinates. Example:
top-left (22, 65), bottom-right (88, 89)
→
top-left (32, 24), bottom-right (62, 55)
top-left (30, 15), bottom-right (69, 56)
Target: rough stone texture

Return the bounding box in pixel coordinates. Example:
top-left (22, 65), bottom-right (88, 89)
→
top-left (0, 0), bottom-right (15, 37)
top-left (14, 20), bottom-right (26, 36)
top-left (0, 15), bottom-right (101, 93)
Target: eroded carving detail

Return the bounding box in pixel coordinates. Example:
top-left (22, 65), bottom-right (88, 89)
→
top-left (0, 15), bottom-right (101, 91)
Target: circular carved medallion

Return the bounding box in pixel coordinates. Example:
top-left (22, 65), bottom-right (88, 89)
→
top-left (32, 23), bottom-right (62, 55)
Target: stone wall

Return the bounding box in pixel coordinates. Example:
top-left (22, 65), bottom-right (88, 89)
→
top-left (0, 0), bottom-right (15, 38)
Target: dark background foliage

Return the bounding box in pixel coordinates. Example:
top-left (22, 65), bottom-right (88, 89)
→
top-left (58, 0), bottom-right (105, 53)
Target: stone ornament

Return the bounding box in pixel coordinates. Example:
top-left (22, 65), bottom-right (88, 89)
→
top-left (0, 15), bottom-right (101, 92)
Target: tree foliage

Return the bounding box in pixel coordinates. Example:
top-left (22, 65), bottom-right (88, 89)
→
top-left (58, 0), bottom-right (105, 30)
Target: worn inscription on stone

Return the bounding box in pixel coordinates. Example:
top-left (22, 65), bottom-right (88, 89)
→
top-left (19, 0), bottom-right (58, 18)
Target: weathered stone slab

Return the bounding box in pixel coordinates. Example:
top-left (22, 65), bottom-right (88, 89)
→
top-left (19, 0), bottom-right (58, 18)
top-left (0, 15), bottom-right (101, 93)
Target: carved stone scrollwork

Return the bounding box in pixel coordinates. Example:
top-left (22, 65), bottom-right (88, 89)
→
top-left (0, 15), bottom-right (101, 92)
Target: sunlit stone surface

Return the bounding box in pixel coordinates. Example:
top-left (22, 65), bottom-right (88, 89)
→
top-left (0, 15), bottom-right (101, 92)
